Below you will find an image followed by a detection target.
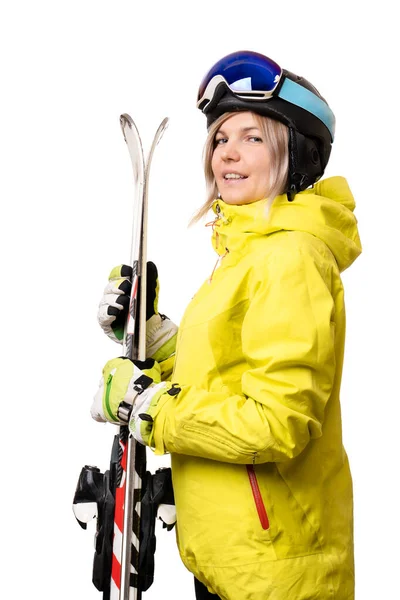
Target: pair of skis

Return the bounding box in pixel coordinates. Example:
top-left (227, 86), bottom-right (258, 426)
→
top-left (115, 114), bottom-right (169, 600)
top-left (73, 114), bottom-right (169, 600)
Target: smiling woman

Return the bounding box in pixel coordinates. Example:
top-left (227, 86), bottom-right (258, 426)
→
top-left (192, 111), bottom-right (289, 220)
top-left (94, 49), bottom-right (361, 600)
top-left (212, 113), bottom-right (287, 207)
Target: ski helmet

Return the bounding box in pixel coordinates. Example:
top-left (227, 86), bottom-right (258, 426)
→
top-left (197, 50), bottom-right (335, 200)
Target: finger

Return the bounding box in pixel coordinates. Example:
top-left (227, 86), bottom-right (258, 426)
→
top-left (104, 278), bottom-right (132, 297)
top-left (107, 297), bottom-right (128, 319)
top-left (146, 261), bottom-right (159, 320)
top-left (115, 294), bottom-right (130, 311)
top-left (100, 288), bottom-right (130, 306)
top-left (109, 264), bottom-right (133, 281)
top-left (132, 358), bottom-right (156, 370)
top-left (147, 261), bottom-right (158, 282)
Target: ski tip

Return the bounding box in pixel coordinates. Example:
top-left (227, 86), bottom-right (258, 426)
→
top-left (120, 113), bottom-right (133, 127)
top-left (119, 114), bottom-right (169, 148)
top-left (155, 117), bottom-right (170, 145)
top-left (119, 113), bottom-right (136, 142)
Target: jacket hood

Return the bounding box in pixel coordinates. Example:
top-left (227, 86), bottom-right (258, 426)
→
top-left (211, 176), bottom-right (362, 272)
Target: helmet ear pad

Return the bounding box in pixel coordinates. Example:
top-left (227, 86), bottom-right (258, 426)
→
top-left (288, 128), bottom-right (327, 193)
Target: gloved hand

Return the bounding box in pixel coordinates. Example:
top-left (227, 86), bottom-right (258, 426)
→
top-left (97, 265), bottom-right (132, 344)
top-left (97, 262), bottom-right (178, 362)
top-left (91, 357), bottom-right (181, 447)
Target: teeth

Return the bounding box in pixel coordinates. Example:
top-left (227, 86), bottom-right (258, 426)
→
top-left (224, 173), bottom-right (245, 179)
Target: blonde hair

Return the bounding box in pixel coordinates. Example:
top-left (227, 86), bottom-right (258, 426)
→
top-left (190, 112), bottom-right (289, 224)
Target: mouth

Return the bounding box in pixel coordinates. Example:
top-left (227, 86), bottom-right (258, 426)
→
top-left (222, 172), bottom-right (248, 182)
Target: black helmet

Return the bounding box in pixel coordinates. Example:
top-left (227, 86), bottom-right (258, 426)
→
top-left (197, 50), bottom-right (335, 200)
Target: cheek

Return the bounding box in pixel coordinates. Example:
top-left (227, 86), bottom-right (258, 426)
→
top-left (253, 153), bottom-right (271, 186)
top-left (211, 153), bottom-right (219, 178)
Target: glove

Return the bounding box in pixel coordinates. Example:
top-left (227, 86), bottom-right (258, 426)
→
top-left (97, 262), bottom-right (178, 362)
top-left (97, 265), bottom-right (132, 344)
top-left (91, 357), bottom-right (181, 448)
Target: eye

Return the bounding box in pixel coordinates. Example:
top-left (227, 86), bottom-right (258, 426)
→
top-left (248, 136), bottom-right (263, 143)
top-left (214, 137), bottom-right (227, 147)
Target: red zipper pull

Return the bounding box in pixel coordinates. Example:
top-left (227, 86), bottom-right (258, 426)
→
top-left (246, 465), bottom-right (270, 530)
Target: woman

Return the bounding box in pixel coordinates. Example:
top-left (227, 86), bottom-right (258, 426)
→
top-left (93, 51), bottom-right (361, 599)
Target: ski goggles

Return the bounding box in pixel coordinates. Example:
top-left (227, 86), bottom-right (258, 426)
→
top-left (197, 51), bottom-right (283, 110)
top-left (197, 50), bottom-right (335, 140)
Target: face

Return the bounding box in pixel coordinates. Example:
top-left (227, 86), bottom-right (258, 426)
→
top-left (211, 112), bottom-right (271, 205)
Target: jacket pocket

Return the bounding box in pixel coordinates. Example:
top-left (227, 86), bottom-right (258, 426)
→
top-left (246, 465), bottom-right (270, 530)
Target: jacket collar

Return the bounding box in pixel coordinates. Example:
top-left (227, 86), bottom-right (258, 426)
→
top-left (210, 176), bottom-right (362, 272)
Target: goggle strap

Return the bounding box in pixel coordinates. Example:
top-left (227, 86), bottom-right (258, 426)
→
top-left (278, 78), bottom-right (335, 140)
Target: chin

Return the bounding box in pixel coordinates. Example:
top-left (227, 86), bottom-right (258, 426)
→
top-left (222, 195), bottom-right (255, 205)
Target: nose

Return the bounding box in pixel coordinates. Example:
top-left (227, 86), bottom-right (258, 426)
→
top-left (221, 139), bottom-right (240, 162)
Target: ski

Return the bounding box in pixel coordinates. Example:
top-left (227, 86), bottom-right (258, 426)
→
top-left (73, 114), bottom-right (169, 600)
top-left (111, 114), bottom-right (145, 600)
top-left (116, 114), bottom-right (169, 600)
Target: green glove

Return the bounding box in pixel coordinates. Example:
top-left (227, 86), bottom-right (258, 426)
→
top-left (91, 357), bottom-right (180, 447)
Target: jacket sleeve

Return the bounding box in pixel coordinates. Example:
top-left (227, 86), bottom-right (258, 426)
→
top-left (152, 245), bottom-right (337, 463)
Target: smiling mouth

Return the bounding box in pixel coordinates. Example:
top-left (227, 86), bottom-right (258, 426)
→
top-left (223, 174), bottom-right (248, 181)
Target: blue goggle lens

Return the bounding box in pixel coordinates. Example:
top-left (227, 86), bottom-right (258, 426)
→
top-left (197, 50), bottom-right (282, 101)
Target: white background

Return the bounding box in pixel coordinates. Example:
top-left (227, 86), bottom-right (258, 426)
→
top-left (0, 1), bottom-right (398, 598)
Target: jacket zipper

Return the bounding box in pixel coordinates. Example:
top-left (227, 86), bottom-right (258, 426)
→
top-left (246, 464), bottom-right (270, 530)
top-left (207, 202), bottom-right (230, 284)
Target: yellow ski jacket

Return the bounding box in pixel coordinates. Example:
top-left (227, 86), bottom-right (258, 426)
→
top-left (152, 176), bottom-right (362, 600)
